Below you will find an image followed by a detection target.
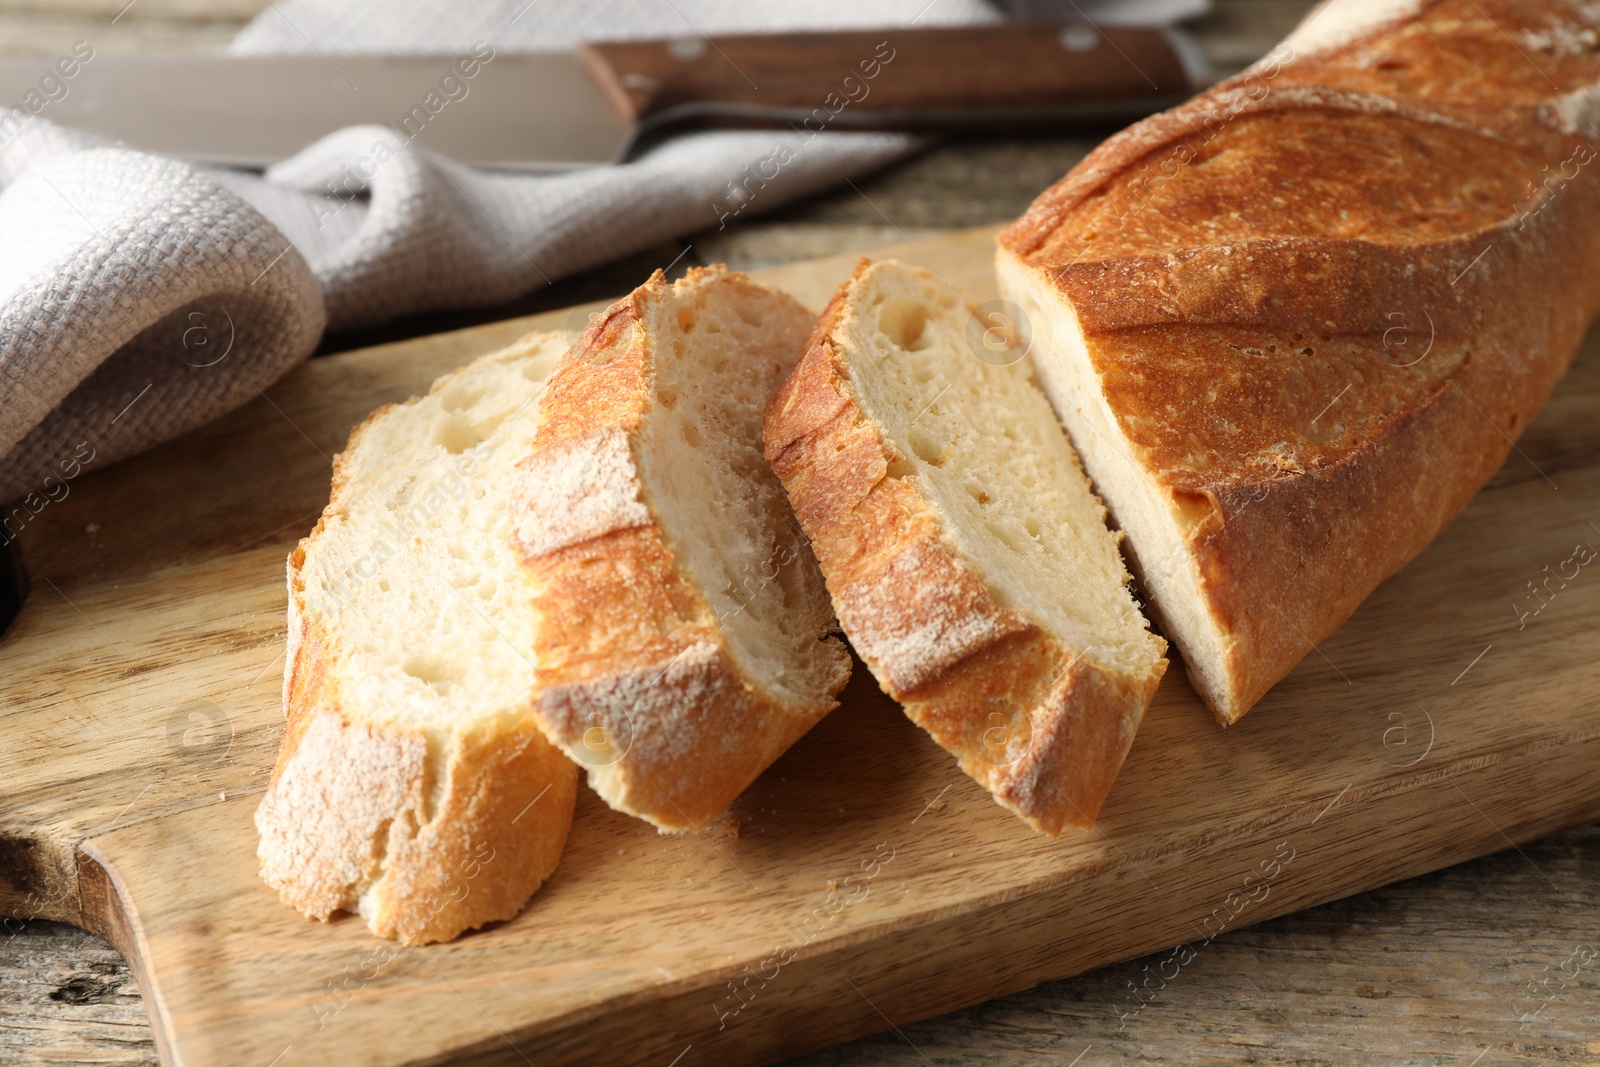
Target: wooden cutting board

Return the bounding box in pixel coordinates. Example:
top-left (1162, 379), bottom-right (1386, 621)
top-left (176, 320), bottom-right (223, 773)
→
top-left (3, 226), bottom-right (1599, 1067)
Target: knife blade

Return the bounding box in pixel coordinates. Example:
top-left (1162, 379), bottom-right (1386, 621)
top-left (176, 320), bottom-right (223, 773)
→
top-left (0, 24), bottom-right (1207, 173)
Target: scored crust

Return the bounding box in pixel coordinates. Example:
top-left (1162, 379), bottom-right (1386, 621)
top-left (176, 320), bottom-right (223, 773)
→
top-left (514, 266), bottom-right (851, 833)
top-left (997, 0), bottom-right (1600, 723)
top-left (764, 261), bottom-right (1167, 834)
top-left (256, 335), bottom-right (579, 945)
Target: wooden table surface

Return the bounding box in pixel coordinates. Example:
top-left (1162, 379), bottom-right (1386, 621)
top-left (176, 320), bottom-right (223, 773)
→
top-left (2, 1), bottom-right (1598, 1064)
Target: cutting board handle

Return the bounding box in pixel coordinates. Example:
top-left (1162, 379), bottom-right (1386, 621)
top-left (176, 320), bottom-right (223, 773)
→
top-left (578, 23), bottom-right (1202, 136)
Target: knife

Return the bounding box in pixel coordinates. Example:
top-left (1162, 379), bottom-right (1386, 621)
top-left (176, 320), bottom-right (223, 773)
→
top-left (0, 24), bottom-right (1207, 172)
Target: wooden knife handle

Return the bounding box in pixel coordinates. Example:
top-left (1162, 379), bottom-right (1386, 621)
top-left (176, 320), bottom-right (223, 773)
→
top-left (578, 24), bottom-right (1198, 127)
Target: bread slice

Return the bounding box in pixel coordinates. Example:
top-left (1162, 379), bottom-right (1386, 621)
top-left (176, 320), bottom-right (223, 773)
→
top-left (996, 0), bottom-right (1600, 724)
top-left (995, 250), bottom-right (1249, 723)
top-left (513, 266), bottom-right (851, 833)
top-left (765, 259), bottom-right (1167, 834)
top-left (256, 332), bottom-right (580, 945)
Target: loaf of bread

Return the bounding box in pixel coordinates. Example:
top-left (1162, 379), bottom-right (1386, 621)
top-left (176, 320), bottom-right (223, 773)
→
top-left (765, 260), bottom-right (1167, 833)
top-left (998, 0), bottom-right (1600, 723)
top-left (514, 266), bottom-right (851, 832)
top-left (256, 333), bottom-right (579, 945)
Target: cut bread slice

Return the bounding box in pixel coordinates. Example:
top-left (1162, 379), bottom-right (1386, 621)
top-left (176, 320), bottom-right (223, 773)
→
top-left (765, 259), bottom-right (1167, 834)
top-left (995, 250), bottom-right (1240, 721)
top-left (256, 332), bottom-right (580, 945)
top-left (513, 265), bottom-right (851, 833)
top-left (992, 1), bottom-right (1600, 725)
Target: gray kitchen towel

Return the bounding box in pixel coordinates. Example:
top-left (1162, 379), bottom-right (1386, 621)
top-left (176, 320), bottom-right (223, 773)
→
top-left (0, 133), bottom-right (325, 508)
top-left (0, 0), bottom-right (1205, 507)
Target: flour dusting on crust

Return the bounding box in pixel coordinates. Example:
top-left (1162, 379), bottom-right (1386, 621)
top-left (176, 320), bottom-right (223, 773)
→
top-left (836, 538), bottom-right (1026, 694)
top-left (1278, 0), bottom-right (1422, 59)
top-left (514, 426), bottom-right (651, 558)
top-left (1544, 81), bottom-right (1600, 134)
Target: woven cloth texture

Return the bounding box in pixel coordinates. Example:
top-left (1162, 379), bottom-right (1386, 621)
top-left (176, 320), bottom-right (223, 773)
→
top-left (0, 0), bottom-right (1200, 503)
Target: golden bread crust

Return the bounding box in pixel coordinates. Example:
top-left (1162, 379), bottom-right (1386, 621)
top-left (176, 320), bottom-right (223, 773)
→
top-left (764, 262), bottom-right (1164, 834)
top-left (516, 267), bottom-right (849, 832)
top-left (998, 0), bottom-right (1600, 720)
top-left (259, 594), bottom-right (576, 945)
top-left (257, 342), bottom-right (579, 945)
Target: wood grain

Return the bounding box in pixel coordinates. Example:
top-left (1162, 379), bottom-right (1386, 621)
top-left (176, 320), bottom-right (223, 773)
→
top-left (2, 226), bottom-right (1600, 1067)
top-left (9, 1), bottom-right (1600, 1064)
top-left (10, 823), bottom-right (1599, 1066)
top-left (0, 920), bottom-right (154, 1066)
top-left (580, 25), bottom-right (1189, 129)
top-left (786, 824), bottom-right (1600, 1066)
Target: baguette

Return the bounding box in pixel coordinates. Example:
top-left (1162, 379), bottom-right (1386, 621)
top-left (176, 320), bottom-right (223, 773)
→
top-left (515, 266), bottom-right (851, 832)
top-left (765, 259), bottom-right (1167, 833)
top-left (998, 0), bottom-right (1600, 723)
top-left (256, 333), bottom-right (579, 945)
